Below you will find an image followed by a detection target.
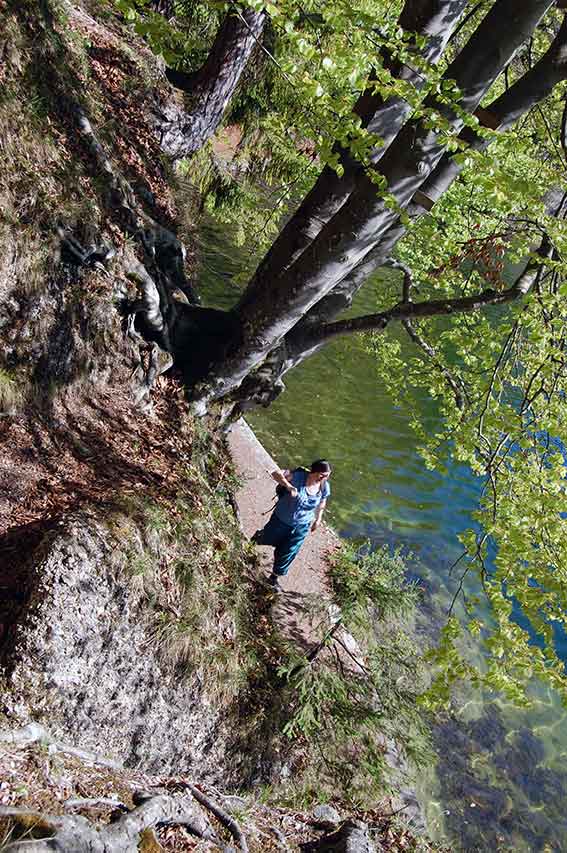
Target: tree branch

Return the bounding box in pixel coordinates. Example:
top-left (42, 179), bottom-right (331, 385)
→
top-left (384, 258), bottom-right (414, 304)
top-left (402, 318), bottom-right (468, 409)
top-left (174, 783), bottom-right (249, 852)
top-left (561, 95), bottom-right (567, 164)
top-left (312, 278), bottom-right (529, 341)
top-left (310, 238), bottom-right (551, 344)
top-left (291, 13), bottom-right (567, 336)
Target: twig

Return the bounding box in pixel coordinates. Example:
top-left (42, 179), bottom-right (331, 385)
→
top-left (332, 632), bottom-right (369, 675)
top-left (183, 784), bottom-right (249, 853)
top-left (402, 318), bottom-right (467, 409)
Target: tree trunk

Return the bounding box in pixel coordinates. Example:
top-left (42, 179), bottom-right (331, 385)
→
top-left (188, 0), bottom-right (555, 412)
top-left (290, 12), bottom-right (567, 340)
top-left (162, 7), bottom-right (266, 159)
top-left (237, 0), bottom-right (469, 314)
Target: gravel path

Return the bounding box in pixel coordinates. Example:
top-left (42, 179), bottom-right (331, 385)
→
top-left (227, 419), bottom-right (340, 652)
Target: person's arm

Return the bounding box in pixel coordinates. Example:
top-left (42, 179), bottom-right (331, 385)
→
top-left (271, 468), bottom-right (298, 498)
top-left (311, 499), bottom-right (326, 532)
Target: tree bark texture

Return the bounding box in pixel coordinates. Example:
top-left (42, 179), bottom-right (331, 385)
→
top-left (237, 0), bottom-right (469, 312)
top-left (189, 0), bottom-right (555, 411)
top-left (0, 795), bottom-right (220, 852)
top-left (290, 11), bottom-right (567, 341)
top-left (151, 0), bottom-right (174, 18)
top-left (164, 7), bottom-right (266, 159)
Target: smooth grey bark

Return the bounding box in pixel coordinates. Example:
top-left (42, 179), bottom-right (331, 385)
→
top-left (290, 11), bottom-right (567, 342)
top-left (237, 0), bottom-right (469, 312)
top-left (189, 0), bottom-right (555, 411)
top-left (151, 0), bottom-right (174, 17)
top-left (163, 7), bottom-right (266, 159)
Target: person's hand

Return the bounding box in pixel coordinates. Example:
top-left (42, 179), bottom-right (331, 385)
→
top-left (289, 487), bottom-right (298, 498)
top-left (311, 520), bottom-right (319, 532)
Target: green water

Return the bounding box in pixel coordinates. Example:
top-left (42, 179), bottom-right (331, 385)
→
top-left (198, 216), bottom-right (567, 852)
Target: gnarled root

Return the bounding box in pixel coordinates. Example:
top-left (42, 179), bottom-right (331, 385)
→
top-left (0, 722), bottom-right (121, 770)
top-left (60, 104), bottom-right (199, 394)
top-left (0, 792), bottom-right (219, 852)
top-left (0, 726), bottom-right (248, 852)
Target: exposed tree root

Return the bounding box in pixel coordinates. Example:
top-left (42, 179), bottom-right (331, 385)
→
top-left (58, 104), bottom-right (200, 407)
top-left (0, 726), bottom-right (248, 852)
top-left (0, 792), bottom-right (218, 852)
top-left (182, 784), bottom-right (249, 853)
top-left (0, 723), bottom-right (122, 770)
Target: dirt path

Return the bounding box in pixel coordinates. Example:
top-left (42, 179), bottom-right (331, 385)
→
top-left (227, 419), bottom-right (341, 652)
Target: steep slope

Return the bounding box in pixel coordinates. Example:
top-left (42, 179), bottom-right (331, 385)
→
top-left (0, 3), bottom-right (442, 850)
top-left (0, 0), bottom-right (266, 785)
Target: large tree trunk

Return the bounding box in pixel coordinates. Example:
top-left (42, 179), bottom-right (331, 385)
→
top-left (188, 0), bottom-right (555, 413)
top-left (162, 7), bottom-right (266, 159)
top-left (237, 0), bottom-right (469, 314)
top-left (289, 12), bottom-right (567, 341)
top-left (267, 12), bottom-right (567, 384)
top-left (151, 0), bottom-right (174, 18)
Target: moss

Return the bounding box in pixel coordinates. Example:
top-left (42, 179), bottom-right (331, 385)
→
top-left (0, 369), bottom-right (23, 415)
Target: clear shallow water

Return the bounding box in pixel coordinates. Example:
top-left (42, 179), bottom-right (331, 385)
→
top-left (198, 215), bottom-right (567, 852)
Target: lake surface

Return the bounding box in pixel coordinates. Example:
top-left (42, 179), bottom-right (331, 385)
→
top-left (198, 216), bottom-right (567, 852)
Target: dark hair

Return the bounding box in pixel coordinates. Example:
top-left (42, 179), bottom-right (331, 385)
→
top-left (310, 459), bottom-right (331, 473)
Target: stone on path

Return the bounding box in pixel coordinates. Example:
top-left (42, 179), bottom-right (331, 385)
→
top-left (312, 803), bottom-right (342, 829)
top-left (301, 819), bottom-right (380, 852)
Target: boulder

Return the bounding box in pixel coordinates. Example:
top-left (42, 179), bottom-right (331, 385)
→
top-left (302, 819), bottom-right (380, 852)
top-left (312, 803), bottom-right (342, 829)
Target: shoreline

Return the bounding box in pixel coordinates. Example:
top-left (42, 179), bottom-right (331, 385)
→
top-left (227, 417), bottom-right (425, 831)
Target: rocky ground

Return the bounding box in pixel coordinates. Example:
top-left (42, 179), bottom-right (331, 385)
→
top-left (0, 721), bottom-right (434, 852)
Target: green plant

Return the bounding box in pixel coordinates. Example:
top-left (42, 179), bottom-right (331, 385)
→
top-left (0, 369), bottom-right (23, 415)
top-left (276, 544), bottom-right (432, 805)
top-left (109, 463), bottom-right (263, 709)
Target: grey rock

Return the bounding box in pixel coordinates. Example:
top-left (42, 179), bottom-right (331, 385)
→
top-left (0, 514), bottom-right (236, 780)
top-left (302, 819), bottom-right (378, 853)
top-left (397, 787), bottom-right (426, 832)
top-left (221, 795), bottom-right (248, 814)
top-left (312, 804), bottom-right (342, 829)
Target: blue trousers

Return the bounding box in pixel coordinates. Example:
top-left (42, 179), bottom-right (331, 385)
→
top-left (254, 514), bottom-right (311, 576)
